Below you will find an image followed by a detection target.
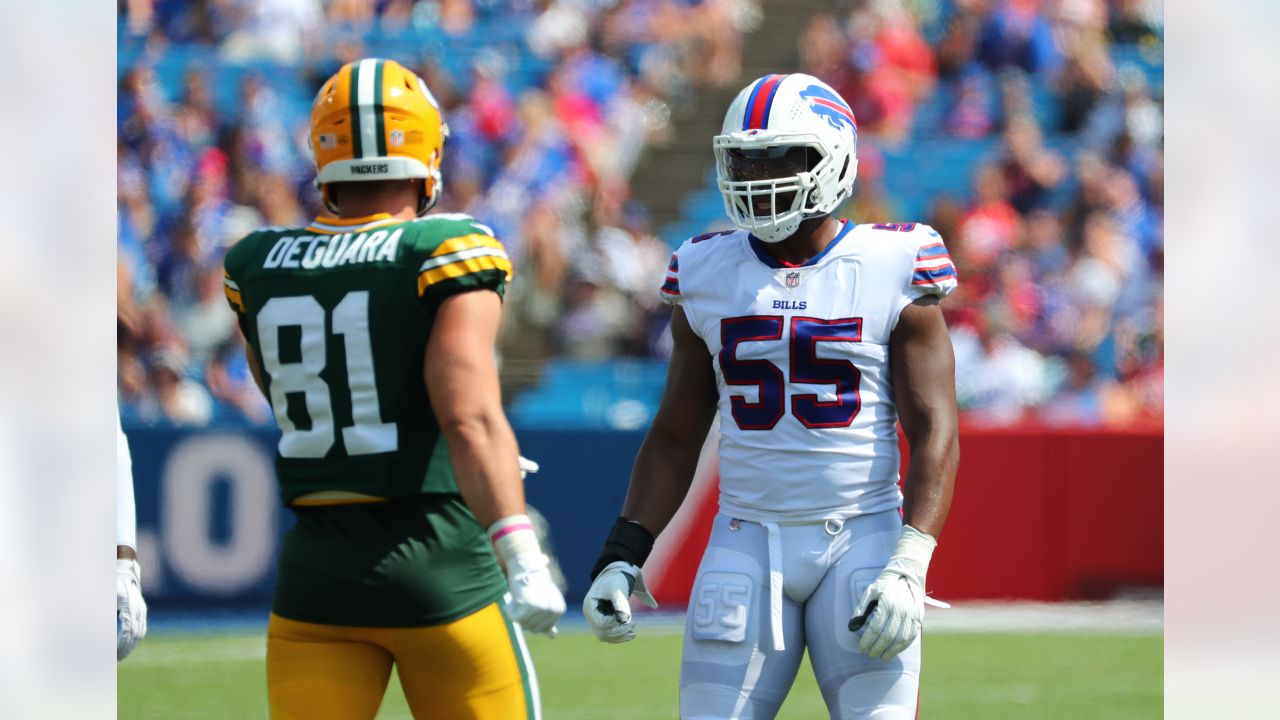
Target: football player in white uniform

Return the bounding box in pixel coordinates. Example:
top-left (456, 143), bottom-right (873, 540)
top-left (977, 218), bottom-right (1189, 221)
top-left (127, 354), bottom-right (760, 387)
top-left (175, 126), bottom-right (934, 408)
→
top-left (583, 73), bottom-right (959, 719)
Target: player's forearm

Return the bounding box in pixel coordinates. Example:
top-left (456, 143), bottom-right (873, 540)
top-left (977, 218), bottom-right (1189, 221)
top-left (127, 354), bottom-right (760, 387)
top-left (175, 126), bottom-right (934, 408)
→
top-left (891, 299), bottom-right (959, 539)
top-left (441, 412), bottom-right (525, 528)
top-left (901, 421), bottom-right (958, 538)
top-left (620, 424), bottom-right (703, 537)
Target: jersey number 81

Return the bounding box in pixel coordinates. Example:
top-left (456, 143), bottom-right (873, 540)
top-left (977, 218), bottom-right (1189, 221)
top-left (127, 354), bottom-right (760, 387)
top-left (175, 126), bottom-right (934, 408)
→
top-left (257, 291), bottom-right (397, 458)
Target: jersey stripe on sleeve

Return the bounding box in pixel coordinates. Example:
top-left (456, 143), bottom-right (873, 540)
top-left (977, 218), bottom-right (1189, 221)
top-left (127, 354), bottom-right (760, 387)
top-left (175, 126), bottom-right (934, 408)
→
top-left (658, 252), bottom-right (681, 303)
top-left (417, 233), bottom-right (512, 295)
top-left (910, 242), bottom-right (957, 287)
top-left (223, 274), bottom-right (245, 312)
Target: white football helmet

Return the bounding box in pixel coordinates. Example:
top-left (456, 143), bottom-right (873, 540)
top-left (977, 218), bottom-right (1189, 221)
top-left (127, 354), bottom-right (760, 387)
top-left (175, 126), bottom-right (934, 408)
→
top-left (714, 73), bottom-right (859, 243)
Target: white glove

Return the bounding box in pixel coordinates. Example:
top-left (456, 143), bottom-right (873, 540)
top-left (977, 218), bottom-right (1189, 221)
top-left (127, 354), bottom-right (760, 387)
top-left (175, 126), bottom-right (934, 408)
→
top-left (583, 560), bottom-right (658, 643)
top-left (852, 526), bottom-right (936, 661)
top-left (489, 515), bottom-right (566, 637)
top-left (117, 557), bottom-right (147, 661)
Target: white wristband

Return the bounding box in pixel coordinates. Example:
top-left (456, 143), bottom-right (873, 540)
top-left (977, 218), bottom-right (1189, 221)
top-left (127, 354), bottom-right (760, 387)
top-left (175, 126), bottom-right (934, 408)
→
top-left (488, 514), bottom-right (542, 566)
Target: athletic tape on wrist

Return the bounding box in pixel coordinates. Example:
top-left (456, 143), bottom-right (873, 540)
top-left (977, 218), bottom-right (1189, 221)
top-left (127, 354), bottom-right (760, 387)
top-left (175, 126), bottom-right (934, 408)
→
top-left (488, 514), bottom-right (541, 565)
top-left (892, 525), bottom-right (938, 575)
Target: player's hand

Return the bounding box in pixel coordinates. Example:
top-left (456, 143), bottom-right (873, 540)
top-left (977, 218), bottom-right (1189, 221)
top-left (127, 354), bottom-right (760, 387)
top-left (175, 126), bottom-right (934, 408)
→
top-left (583, 561), bottom-right (658, 643)
top-left (489, 514), bottom-right (566, 637)
top-left (117, 558), bottom-right (147, 661)
top-left (505, 550), bottom-right (567, 637)
top-left (852, 526), bottom-right (936, 661)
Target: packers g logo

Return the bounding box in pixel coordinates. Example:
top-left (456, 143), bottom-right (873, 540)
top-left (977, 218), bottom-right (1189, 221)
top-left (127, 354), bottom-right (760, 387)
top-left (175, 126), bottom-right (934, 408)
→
top-left (798, 85), bottom-right (857, 133)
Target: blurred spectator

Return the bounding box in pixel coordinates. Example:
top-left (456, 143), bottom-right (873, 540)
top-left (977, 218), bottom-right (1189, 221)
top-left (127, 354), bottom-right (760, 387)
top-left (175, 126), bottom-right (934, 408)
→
top-left (218, 0), bottom-right (324, 64)
top-left (206, 337), bottom-right (273, 424)
top-left (1107, 0), bottom-right (1163, 46)
top-left (944, 67), bottom-right (996, 138)
top-left (935, 8), bottom-right (982, 81)
top-left (133, 346), bottom-right (215, 426)
top-left (998, 113), bottom-right (1066, 212)
top-left (1055, 32), bottom-right (1114, 133)
top-left (1038, 349), bottom-right (1126, 426)
top-left (798, 2), bottom-right (936, 145)
top-left (952, 317), bottom-right (1052, 424)
top-left (1022, 209), bottom-right (1071, 277)
top-left (958, 164), bottom-right (1021, 268)
top-left (976, 0), bottom-right (1060, 76)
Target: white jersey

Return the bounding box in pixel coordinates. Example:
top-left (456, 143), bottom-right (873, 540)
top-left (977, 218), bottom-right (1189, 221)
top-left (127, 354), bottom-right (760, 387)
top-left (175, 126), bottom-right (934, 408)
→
top-left (661, 220), bottom-right (957, 522)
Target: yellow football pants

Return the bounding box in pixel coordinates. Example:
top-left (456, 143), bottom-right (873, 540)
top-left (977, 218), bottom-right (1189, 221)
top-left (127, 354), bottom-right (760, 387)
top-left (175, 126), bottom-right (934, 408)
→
top-left (266, 602), bottom-right (538, 719)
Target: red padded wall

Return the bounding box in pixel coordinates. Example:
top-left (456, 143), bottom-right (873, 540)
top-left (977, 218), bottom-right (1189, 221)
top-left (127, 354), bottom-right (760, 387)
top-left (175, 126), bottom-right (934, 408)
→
top-left (650, 427), bottom-right (1163, 604)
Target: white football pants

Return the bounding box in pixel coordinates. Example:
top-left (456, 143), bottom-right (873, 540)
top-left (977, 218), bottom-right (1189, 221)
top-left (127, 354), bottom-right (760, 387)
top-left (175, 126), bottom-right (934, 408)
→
top-left (679, 510), bottom-right (920, 720)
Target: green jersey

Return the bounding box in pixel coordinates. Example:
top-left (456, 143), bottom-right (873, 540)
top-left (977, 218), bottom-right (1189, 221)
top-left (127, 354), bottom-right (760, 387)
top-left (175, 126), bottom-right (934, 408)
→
top-left (224, 212), bottom-right (511, 505)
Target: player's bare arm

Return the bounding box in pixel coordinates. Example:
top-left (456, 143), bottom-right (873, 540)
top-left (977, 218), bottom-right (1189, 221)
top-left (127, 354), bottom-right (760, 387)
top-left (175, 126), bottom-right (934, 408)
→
top-left (426, 288), bottom-right (567, 635)
top-left (891, 295), bottom-right (959, 538)
top-left (425, 289), bottom-right (524, 528)
top-left (852, 293), bottom-right (959, 661)
top-left (620, 306), bottom-right (719, 536)
top-left (583, 306), bottom-right (717, 642)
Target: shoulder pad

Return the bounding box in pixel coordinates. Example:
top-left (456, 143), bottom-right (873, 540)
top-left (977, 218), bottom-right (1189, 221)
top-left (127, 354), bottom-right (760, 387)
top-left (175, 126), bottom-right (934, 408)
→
top-left (657, 229), bottom-right (742, 305)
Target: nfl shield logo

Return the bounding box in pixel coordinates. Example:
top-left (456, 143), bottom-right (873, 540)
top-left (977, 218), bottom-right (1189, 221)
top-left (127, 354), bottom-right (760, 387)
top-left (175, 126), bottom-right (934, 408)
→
top-left (785, 271), bottom-right (801, 288)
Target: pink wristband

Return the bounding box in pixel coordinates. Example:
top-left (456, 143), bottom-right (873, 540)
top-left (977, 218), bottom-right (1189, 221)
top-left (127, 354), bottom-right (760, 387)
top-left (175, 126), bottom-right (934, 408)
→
top-left (489, 521), bottom-right (534, 543)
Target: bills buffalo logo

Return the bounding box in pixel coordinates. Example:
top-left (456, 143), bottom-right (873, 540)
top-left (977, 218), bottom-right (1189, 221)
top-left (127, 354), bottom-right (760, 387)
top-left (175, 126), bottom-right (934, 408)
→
top-left (798, 85), bottom-right (858, 132)
top-left (786, 271), bottom-right (801, 288)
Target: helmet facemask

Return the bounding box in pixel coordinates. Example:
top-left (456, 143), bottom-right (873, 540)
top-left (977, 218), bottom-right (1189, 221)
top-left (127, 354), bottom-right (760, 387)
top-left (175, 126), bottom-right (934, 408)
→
top-left (714, 134), bottom-right (838, 243)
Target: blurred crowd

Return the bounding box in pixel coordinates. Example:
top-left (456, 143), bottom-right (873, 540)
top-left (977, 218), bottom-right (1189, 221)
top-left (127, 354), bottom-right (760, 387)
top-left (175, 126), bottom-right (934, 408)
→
top-left (117, 0), bottom-right (1162, 429)
top-left (117, 0), bottom-right (759, 424)
top-left (800, 0), bottom-right (1163, 428)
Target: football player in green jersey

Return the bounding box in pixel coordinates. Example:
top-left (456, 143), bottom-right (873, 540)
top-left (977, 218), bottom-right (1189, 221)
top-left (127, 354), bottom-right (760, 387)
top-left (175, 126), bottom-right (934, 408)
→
top-left (223, 58), bottom-right (564, 720)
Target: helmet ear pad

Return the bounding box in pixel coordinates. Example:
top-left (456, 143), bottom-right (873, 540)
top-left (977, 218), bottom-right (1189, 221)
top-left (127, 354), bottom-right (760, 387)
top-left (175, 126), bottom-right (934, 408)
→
top-left (417, 150), bottom-right (443, 216)
top-left (416, 177), bottom-right (435, 216)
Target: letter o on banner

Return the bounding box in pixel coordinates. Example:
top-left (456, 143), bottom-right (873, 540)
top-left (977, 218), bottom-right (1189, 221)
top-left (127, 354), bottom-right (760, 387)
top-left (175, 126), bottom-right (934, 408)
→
top-left (161, 433), bottom-right (276, 594)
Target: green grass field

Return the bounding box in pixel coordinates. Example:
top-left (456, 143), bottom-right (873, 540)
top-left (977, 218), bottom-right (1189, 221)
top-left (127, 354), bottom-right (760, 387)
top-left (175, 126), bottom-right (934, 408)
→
top-left (119, 628), bottom-right (1161, 719)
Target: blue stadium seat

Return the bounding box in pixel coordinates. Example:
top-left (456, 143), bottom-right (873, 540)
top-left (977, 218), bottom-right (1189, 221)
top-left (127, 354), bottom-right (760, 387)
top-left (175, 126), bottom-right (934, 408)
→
top-left (508, 359), bottom-right (668, 430)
